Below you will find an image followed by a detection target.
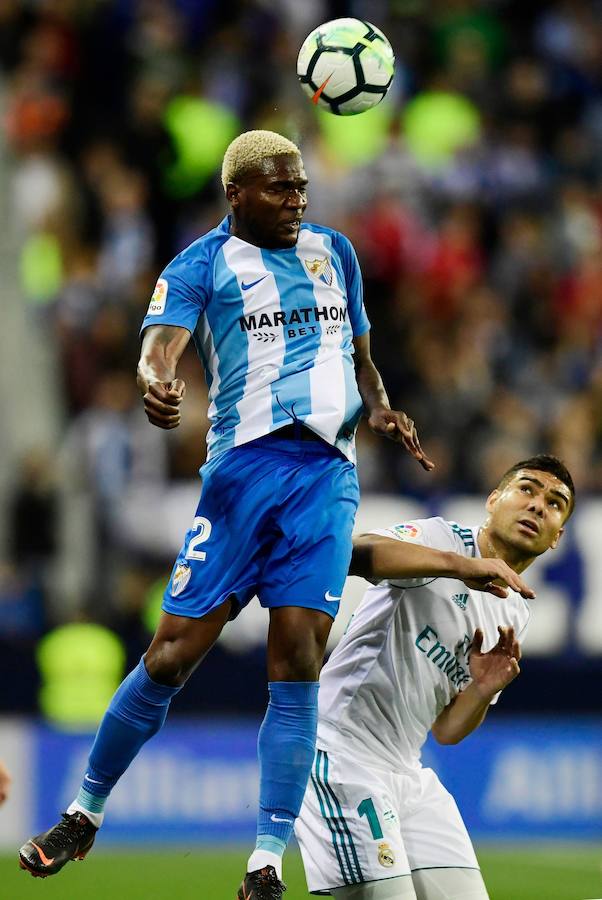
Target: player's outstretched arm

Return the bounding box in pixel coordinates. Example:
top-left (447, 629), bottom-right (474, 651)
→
top-left (350, 535), bottom-right (535, 600)
top-left (431, 626), bottom-right (521, 745)
top-left (137, 324), bottom-right (191, 429)
top-left (352, 333), bottom-right (434, 471)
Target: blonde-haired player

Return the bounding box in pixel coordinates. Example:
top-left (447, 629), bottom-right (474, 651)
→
top-left (296, 455), bottom-right (574, 899)
top-left (221, 129), bottom-right (301, 188)
top-left (19, 130), bottom-right (432, 900)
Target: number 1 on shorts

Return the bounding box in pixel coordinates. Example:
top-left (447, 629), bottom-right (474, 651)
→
top-left (357, 797), bottom-right (383, 840)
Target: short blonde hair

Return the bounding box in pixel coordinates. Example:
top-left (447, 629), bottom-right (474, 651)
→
top-left (221, 130), bottom-right (301, 190)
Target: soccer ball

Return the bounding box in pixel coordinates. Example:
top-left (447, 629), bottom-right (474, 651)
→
top-left (297, 18), bottom-right (395, 116)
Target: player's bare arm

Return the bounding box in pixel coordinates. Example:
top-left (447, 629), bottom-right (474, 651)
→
top-left (137, 324), bottom-right (191, 429)
top-left (431, 626), bottom-right (521, 745)
top-left (350, 533), bottom-right (536, 599)
top-left (352, 332), bottom-right (434, 471)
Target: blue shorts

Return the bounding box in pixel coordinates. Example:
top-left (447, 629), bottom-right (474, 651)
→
top-left (162, 435), bottom-right (360, 621)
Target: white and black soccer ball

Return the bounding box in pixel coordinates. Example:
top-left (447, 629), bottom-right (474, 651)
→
top-left (297, 18), bottom-right (395, 116)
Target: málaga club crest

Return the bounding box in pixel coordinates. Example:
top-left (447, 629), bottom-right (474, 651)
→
top-left (304, 256), bottom-right (333, 286)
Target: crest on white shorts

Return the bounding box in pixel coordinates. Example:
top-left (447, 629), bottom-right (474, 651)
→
top-left (171, 562), bottom-right (191, 597)
top-left (378, 842), bottom-right (395, 868)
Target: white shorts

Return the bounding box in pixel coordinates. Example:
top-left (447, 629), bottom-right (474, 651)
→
top-left (295, 745), bottom-right (480, 895)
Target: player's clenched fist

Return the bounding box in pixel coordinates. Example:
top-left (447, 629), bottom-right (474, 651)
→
top-left (141, 379), bottom-right (186, 430)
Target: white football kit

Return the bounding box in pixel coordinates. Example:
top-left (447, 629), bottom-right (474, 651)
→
top-left (295, 517), bottom-right (531, 895)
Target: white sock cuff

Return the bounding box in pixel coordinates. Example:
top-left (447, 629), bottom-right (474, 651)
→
top-left (66, 800), bottom-right (104, 829)
top-left (246, 849), bottom-right (283, 880)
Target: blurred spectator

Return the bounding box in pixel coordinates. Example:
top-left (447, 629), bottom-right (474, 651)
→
top-left (0, 760), bottom-right (11, 806)
top-left (95, 165), bottom-right (155, 290)
top-left (4, 450), bottom-right (58, 636)
top-left (8, 449), bottom-right (58, 572)
top-left (0, 564), bottom-right (45, 640)
top-left (60, 369), bottom-right (168, 605)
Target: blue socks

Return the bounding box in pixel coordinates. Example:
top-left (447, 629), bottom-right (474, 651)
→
top-left (255, 681), bottom-right (319, 847)
top-left (247, 681), bottom-right (319, 877)
top-left (71, 662), bottom-right (319, 871)
top-left (70, 658), bottom-right (181, 822)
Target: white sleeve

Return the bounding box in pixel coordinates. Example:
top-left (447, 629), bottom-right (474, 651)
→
top-left (369, 517), bottom-right (462, 590)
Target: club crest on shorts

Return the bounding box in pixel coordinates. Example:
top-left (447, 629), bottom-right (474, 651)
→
top-left (304, 256), bottom-right (333, 286)
top-left (171, 562), bottom-right (191, 596)
top-left (378, 842), bottom-right (395, 868)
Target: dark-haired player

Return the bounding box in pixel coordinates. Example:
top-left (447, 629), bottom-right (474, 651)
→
top-left (296, 455), bottom-right (574, 900)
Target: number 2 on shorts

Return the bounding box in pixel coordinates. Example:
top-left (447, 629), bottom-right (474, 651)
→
top-left (357, 797), bottom-right (383, 840)
top-left (186, 516), bottom-right (212, 561)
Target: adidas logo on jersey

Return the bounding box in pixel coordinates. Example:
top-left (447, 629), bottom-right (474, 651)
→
top-left (451, 592), bottom-right (469, 610)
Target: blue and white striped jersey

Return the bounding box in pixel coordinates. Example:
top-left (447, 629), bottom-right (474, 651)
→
top-left (141, 216), bottom-right (370, 462)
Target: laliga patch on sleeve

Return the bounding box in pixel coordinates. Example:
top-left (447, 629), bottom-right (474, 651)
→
top-left (147, 278), bottom-right (168, 315)
top-left (389, 522), bottom-right (422, 542)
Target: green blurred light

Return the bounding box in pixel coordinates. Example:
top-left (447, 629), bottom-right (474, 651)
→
top-left (36, 622), bottom-right (126, 730)
top-left (19, 232), bottom-right (63, 305)
top-left (163, 96), bottom-right (241, 198)
top-left (315, 100), bottom-right (395, 166)
top-left (142, 577), bottom-right (166, 634)
top-left (403, 90), bottom-right (481, 168)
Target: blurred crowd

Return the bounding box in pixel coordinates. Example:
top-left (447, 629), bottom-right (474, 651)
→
top-left (2, 0), bottom-right (602, 710)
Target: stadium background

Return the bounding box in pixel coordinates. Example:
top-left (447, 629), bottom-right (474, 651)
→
top-left (0, 0), bottom-right (601, 897)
